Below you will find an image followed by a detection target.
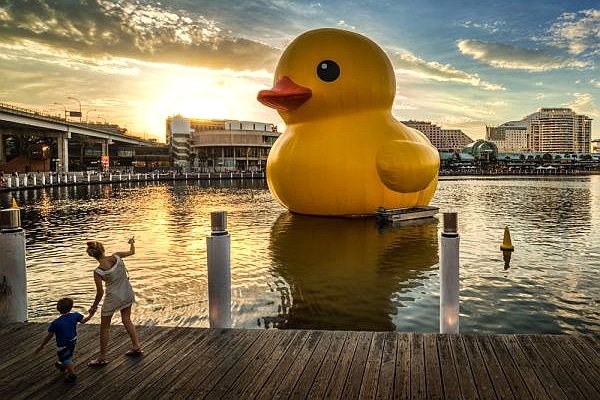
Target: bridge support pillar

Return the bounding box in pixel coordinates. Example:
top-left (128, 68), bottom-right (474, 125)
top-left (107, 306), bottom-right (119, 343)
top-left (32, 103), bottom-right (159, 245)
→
top-left (57, 134), bottom-right (69, 173)
top-left (0, 134), bottom-right (5, 166)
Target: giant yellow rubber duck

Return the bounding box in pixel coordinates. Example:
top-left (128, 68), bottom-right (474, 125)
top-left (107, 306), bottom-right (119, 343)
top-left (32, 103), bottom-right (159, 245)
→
top-left (258, 28), bottom-right (440, 216)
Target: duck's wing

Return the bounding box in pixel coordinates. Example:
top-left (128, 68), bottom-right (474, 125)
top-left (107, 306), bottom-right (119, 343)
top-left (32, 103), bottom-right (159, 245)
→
top-left (376, 140), bottom-right (440, 193)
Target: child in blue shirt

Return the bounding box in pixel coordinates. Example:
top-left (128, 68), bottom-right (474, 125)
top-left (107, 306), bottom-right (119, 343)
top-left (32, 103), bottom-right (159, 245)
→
top-left (35, 297), bottom-right (90, 382)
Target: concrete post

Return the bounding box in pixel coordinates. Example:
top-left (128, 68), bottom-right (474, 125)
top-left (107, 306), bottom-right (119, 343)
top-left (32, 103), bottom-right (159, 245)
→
top-left (14, 175), bottom-right (19, 188)
top-left (440, 212), bottom-right (460, 334)
top-left (6, 177), bottom-right (11, 188)
top-left (63, 174), bottom-right (67, 184)
top-left (0, 205), bottom-right (27, 323)
top-left (206, 211), bottom-right (231, 328)
top-left (87, 172), bottom-right (90, 183)
top-left (49, 174), bottom-right (53, 185)
top-left (109, 173), bottom-right (113, 182)
top-left (41, 175), bottom-right (45, 185)
top-left (73, 174), bottom-right (77, 184)
top-left (23, 175), bottom-right (28, 187)
top-left (0, 134), bottom-right (5, 166)
top-left (57, 135), bottom-right (69, 173)
top-left (32, 175), bottom-right (36, 186)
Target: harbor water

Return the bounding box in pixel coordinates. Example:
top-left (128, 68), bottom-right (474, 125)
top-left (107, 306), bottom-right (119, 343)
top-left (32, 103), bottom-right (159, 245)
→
top-left (2, 176), bottom-right (599, 333)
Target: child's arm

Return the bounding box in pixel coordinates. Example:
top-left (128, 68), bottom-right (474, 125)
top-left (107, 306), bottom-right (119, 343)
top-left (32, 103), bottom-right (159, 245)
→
top-left (35, 332), bottom-right (53, 354)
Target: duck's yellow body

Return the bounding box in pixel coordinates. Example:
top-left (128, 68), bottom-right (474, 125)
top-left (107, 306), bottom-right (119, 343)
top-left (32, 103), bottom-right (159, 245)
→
top-left (258, 28), bottom-right (440, 216)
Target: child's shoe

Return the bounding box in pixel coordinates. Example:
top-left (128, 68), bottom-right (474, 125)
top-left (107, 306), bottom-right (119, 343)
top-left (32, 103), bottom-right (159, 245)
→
top-left (54, 362), bottom-right (66, 372)
top-left (64, 373), bottom-right (77, 383)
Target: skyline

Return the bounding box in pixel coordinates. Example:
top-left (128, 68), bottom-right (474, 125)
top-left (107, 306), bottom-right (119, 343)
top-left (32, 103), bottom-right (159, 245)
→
top-left (0, 0), bottom-right (598, 142)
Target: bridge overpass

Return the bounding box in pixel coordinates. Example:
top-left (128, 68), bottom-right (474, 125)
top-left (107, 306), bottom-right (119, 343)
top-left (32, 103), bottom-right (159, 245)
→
top-left (0, 102), bottom-right (160, 172)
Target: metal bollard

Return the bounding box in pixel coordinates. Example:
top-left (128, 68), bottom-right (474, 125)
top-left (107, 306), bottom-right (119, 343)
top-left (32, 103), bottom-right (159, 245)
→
top-left (0, 202), bottom-right (28, 323)
top-left (440, 212), bottom-right (460, 334)
top-left (206, 211), bottom-right (231, 328)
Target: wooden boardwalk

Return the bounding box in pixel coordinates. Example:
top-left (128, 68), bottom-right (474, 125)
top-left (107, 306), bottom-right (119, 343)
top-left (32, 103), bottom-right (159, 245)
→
top-left (1, 323), bottom-right (600, 399)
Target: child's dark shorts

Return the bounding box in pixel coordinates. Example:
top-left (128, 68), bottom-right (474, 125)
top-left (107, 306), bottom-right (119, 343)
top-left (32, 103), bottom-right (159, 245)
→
top-left (56, 339), bottom-right (77, 366)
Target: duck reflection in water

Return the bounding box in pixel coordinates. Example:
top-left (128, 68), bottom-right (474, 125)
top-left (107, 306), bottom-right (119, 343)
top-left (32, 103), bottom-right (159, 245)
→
top-left (267, 213), bottom-right (439, 331)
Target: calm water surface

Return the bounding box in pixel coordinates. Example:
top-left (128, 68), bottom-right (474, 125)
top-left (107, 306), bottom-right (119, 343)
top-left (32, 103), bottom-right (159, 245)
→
top-left (2, 176), bottom-right (599, 333)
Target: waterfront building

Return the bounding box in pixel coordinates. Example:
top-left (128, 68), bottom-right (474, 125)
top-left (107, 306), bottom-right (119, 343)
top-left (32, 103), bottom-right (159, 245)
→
top-left (592, 139), bottom-right (599, 153)
top-left (401, 120), bottom-right (473, 151)
top-left (527, 108), bottom-right (592, 153)
top-left (167, 116), bottom-right (280, 172)
top-left (486, 120), bottom-right (528, 152)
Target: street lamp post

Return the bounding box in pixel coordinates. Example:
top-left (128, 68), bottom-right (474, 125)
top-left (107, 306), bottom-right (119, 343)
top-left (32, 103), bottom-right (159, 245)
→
top-left (85, 109), bottom-right (97, 122)
top-left (67, 96), bottom-right (82, 122)
top-left (53, 102), bottom-right (67, 120)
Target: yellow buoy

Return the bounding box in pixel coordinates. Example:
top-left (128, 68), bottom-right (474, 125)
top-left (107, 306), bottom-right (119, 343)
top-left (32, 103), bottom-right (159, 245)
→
top-left (11, 198), bottom-right (18, 208)
top-left (500, 226), bottom-right (514, 251)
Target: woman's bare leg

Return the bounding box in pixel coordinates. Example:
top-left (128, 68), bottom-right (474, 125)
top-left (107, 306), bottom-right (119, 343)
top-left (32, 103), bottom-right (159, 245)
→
top-left (120, 306), bottom-right (140, 350)
top-left (100, 314), bottom-right (112, 360)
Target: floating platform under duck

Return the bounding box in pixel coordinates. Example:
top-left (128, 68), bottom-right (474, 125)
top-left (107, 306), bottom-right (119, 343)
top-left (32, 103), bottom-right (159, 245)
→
top-left (376, 206), bottom-right (439, 223)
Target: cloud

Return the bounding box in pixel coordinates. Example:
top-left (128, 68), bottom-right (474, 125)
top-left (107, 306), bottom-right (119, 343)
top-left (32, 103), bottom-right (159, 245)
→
top-left (457, 39), bottom-right (591, 71)
top-left (547, 9), bottom-right (600, 55)
top-left (0, 0), bottom-right (280, 71)
top-left (566, 93), bottom-right (600, 117)
top-left (391, 52), bottom-right (504, 91)
top-left (460, 20), bottom-right (506, 34)
top-left (591, 79), bottom-right (600, 88)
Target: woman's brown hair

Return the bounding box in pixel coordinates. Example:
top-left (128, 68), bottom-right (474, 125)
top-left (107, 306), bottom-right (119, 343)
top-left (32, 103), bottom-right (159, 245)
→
top-left (86, 241), bottom-right (105, 259)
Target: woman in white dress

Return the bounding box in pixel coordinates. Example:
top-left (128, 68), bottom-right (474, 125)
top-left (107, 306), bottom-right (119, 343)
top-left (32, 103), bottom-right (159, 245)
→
top-left (86, 238), bottom-right (141, 366)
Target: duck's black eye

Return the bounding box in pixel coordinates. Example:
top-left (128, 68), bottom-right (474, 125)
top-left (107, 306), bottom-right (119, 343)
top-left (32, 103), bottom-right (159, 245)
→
top-left (317, 60), bottom-right (340, 82)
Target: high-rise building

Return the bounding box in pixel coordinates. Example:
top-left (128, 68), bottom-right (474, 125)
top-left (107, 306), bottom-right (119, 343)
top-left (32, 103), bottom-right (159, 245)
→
top-left (401, 120), bottom-right (473, 151)
top-left (166, 116), bottom-right (280, 171)
top-left (486, 120), bottom-right (528, 152)
top-left (527, 108), bottom-right (592, 153)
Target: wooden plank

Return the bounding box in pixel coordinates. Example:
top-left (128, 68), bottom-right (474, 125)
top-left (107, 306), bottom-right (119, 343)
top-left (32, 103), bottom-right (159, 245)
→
top-left (358, 332), bottom-right (385, 400)
top-left (553, 336), bottom-right (600, 394)
top-left (0, 323), bottom-right (49, 372)
top-left (142, 328), bottom-right (237, 400)
top-left (306, 331), bottom-right (348, 399)
top-left (461, 335), bottom-right (497, 399)
top-left (393, 333), bottom-right (411, 400)
top-left (376, 332), bottom-right (397, 400)
top-left (323, 331), bottom-right (361, 399)
top-left (498, 335), bottom-right (553, 400)
top-left (423, 333), bottom-right (444, 399)
top-left (268, 330), bottom-right (324, 400)
top-left (223, 330), bottom-right (303, 399)
top-left (437, 335), bottom-right (462, 400)
top-left (341, 331), bottom-right (373, 399)
top-left (485, 336), bottom-right (531, 399)
top-left (288, 330), bottom-right (335, 399)
top-left (410, 333), bottom-right (426, 400)
top-left (204, 330), bottom-right (278, 400)
top-left (513, 335), bottom-right (567, 400)
top-left (475, 335), bottom-right (515, 400)
top-left (248, 330), bottom-right (312, 399)
top-left (65, 326), bottom-right (176, 400)
top-left (539, 335), bottom-right (600, 399)
top-left (448, 334), bottom-right (479, 400)
top-left (236, 331), bottom-right (312, 399)
top-left (186, 330), bottom-right (265, 399)
top-left (570, 336), bottom-right (600, 376)
top-left (158, 328), bottom-right (248, 398)
top-left (78, 326), bottom-right (191, 399)
top-left (100, 327), bottom-right (214, 399)
top-left (518, 335), bottom-right (582, 400)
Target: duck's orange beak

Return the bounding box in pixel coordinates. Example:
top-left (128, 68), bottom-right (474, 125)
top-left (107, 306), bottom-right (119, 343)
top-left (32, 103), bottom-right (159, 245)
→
top-left (257, 76), bottom-right (312, 112)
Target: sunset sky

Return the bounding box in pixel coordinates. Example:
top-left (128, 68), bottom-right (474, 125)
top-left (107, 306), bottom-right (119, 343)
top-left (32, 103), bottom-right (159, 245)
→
top-left (0, 0), bottom-right (598, 142)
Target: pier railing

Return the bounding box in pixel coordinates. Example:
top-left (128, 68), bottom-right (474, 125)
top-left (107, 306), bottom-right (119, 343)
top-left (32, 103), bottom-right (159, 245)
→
top-left (0, 171), bottom-right (266, 191)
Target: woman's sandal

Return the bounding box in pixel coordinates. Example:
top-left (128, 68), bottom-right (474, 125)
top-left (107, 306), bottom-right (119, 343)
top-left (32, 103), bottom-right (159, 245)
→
top-left (125, 348), bottom-right (143, 357)
top-left (88, 358), bottom-right (108, 367)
